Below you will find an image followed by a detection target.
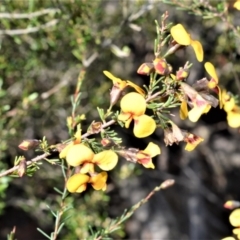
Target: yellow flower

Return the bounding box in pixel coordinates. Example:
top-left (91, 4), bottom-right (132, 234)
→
top-left (136, 142), bottom-right (161, 169)
top-left (230, 209), bottom-right (240, 227)
top-left (103, 70), bottom-right (145, 95)
top-left (204, 62), bottom-right (222, 108)
top-left (180, 82), bottom-right (212, 122)
top-left (118, 92), bottom-right (156, 138)
top-left (170, 24), bottom-right (204, 62)
top-left (227, 106), bottom-right (240, 128)
top-left (66, 172), bottom-right (108, 193)
top-left (66, 173), bottom-right (90, 193)
top-left (66, 144), bottom-right (95, 167)
top-left (184, 133), bottom-right (203, 151)
top-left (234, 0), bottom-right (240, 10)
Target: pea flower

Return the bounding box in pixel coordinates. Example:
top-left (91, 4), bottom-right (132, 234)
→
top-left (117, 142), bottom-right (161, 169)
top-left (164, 121), bottom-right (203, 151)
top-left (136, 142), bottom-right (160, 168)
top-left (65, 143), bottom-right (118, 172)
top-left (170, 24), bottom-right (204, 62)
top-left (103, 70), bottom-right (145, 106)
top-left (118, 92), bottom-right (156, 138)
top-left (66, 172), bottom-right (108, 193)
top-left (180, 82), bottom-right (213, 122)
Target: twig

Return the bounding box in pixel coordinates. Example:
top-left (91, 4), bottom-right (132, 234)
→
top-left (94, 179), bottom-right (175, 240)
top-left (0, 8), bottom-right (60, 19)
top-left (0, 19), bottom-right (59, 36)
top-left (0, 152), bottom-right (50, 178)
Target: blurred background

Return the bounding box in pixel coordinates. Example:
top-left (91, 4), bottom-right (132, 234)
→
top-left (0, 0), bottom-right (240, 239)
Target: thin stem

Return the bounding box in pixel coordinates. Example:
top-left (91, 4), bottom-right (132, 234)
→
top-left (0, 152), bottom-right (50, 178)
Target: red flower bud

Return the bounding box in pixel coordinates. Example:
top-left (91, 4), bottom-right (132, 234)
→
top-left (153, 58), bottom-right (171, 75)
top-left (18, 139), bottom-right (40, 151)
top-left (137, 63), bottom-right (154, 75)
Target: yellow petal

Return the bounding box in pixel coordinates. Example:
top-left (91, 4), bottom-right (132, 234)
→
top-left (133, 114), bottom-right (156, 138)
top-left (184, 134), bottom-right (203, 151)
top-left (204, 62), bottom-right (218, 83)
top-left (234, 0), bottom-right (240, 10)
top-left (59, 142), bottom-right (74, 159)
top-left (227, 111), bottom-right (240, 128)
top-left (126, 81), bottom-right (145, 96)
top-left (180, 101), bottom-right (188, 120)
top-left (120, 92), bottom-right (146, 116)
top-left (93, 150), bottom-right (118, 171)
top-left (74, 128), bottom-right (81, 144)
top-left (170, 24), bottom-right (191, 45)
top-left (230, 209), bottom-right (240, 227)
top-left (142, 142), bottom-right (161, 157)
top-left (233, 228), bottom-right (240, 235)
top-left (188, 103), bottom-right (209, 122)
top-left (103, 70), bottom-right (127, 89)
top-left (190, 40), bottom-right (204, 62)
top-left (90, 172), bottom-right (108, 190)
top-left (66, 144), bottom-right (94, 167)
top-left (66, 173), bottom-right (90, 193)
top-left (142, 160), bottom-right (155, 169)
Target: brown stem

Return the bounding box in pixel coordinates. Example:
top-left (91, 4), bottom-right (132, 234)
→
top-left (0, 152), bottom-right (50, 178)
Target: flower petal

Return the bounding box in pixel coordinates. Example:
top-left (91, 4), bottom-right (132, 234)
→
top-left (59, 142), bottom-right (74, 159)
top-left (120, 92), bottom-right (146, 116)
top-left (66, 173), bottom-right (90, 193)
top-left (190, 40), bottom-right (204, 62)
top-left (234, 0), bottom-right (240, 10)
top-left (142, 142), bottom-right (161, 157)
top-left (180, 101), bottom-right (188, 120)
top-left (103, 70), bottom-right (127, 89)
top-left (66, 144), bottom-right (94, 167)
top-left (204, 62), bottom-right (218, 83)
top-left (93, 150), bottom-right (118, 171)
top-left (227, 110), bottom-right (240, 128)
top-left (188, 103), bottom-right (210, 122)
top-left (184, 134), bottom-right (203, 151)
top-left (126, 81), bottom-right (145, 96)
top-left (133, 114), bottom-right (156, 138)
top-left (170, 24), bottom-right (191, 45)
top-left (90, 172), bottom-right (108, 190)
top-left (229, 209), bottom-right (240, 227)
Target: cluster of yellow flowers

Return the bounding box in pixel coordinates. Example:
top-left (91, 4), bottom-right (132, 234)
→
top-left (59, 21), bottom-right (239, 195)
top-left (59, 131), bottom-right (160, 193)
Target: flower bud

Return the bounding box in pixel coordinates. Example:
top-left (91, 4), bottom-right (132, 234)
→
top-left (153, 58), bottom-right (171, 75)
top-left (88, 121), bottom-right (102, 134)
top-left (176, 67), bottom-right (189, 80)
top-left (137, 63), bottom-right (154, 75)
top-left (18, 139), bottom-right (40, 151)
